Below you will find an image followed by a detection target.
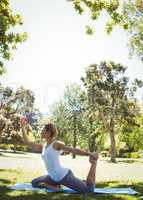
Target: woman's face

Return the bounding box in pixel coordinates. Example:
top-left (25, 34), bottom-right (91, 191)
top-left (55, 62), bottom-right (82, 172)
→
top-left (41, 127), bottom-right (50, 139)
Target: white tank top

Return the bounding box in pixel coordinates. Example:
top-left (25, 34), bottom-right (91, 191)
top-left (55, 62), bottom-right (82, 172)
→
top-left (41, 140), bottom-right (69, 182)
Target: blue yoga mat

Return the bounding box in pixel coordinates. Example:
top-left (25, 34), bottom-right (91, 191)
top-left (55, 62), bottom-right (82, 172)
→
top-left (9, 183), bottom-right (138, 195)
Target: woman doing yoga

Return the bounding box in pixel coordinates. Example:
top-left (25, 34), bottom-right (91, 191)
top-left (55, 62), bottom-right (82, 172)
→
top-left (20, 118), bottom-right (99, 194)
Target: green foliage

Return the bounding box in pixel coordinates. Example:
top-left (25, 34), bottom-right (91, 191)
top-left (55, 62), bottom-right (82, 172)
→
top-left (130, 152), bottom-right (141, 159)
top-left (123, 152), bottom-right (141, 159)
top-left (73, 0), bottom-right (84, 14)
top-left (49, 99), bottom-right (74, 145)
top-left (101, 150), bottom-right (110, 157)
top-left (49, 69), bottom-right (143, 158)
top-left (85, 25), bottom-right (94, 35)
top-left (81, 61), bottom-right (143, 162)
top-left (71, 0), bottom-right (143, 61)
top-left (0, 143), bottom-right (27, 151)
top-left (123, 0), bottom-right (143, 60)
top-left (49, 83), bottom-right (108, 152)
top-left (120, 114), bottom-right (143, 152)
top-left (63, 83), bottom-right (84, 112)
top-left (122, 152), bottom-right (131, 158)
top-left (72, 0), bottom-right (123, 33)
top-left (49, 83), bottom-right (87, 148)
top-left (0, 84), bottom-right (41, 145)
top-left (0, 0), bottom-right (27, 74)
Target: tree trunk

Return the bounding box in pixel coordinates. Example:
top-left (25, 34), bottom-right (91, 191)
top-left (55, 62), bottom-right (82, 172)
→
top-left (0, 128), bottom-right (4, 143)
top-left (109, 129), bottom-right (116, 163)
top-left (88, 119), bottom-right (93, 151)
top-left (0, 135), bottom-right (2, 143)
top-left (90, 134), bottom-right (96, 152)
top-left (88, 133), bottom-right (91, 151)
top-left (72, 112), bottom-right (77, 159)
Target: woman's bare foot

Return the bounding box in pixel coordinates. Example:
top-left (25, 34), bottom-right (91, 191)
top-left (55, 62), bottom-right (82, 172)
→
top-left (53, 185), bottom-right (61, 190)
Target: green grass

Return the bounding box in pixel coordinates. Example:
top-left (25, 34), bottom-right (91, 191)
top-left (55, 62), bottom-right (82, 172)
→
top-left (0, 169), bottom-right (142, 200)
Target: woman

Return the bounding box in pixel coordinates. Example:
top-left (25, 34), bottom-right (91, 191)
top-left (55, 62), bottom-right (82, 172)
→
top-left (20, 118), bottom-right (99, 194)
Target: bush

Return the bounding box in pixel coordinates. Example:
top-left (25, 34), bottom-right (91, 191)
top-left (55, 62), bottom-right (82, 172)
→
top-left (130, 152), bottom-right (141, 159)
top-left (0, 143), bottom-right (27, 152)
top-left (101, 151), bottom-right (110, 157)
top-left (0, 144), bottom-right (13, 150)
top-left (122, 152), bottom-right (141, 158)
top-left (123, 152), bottom-right (131, 158)
top-left (118, 147), bottom-right (133, 157)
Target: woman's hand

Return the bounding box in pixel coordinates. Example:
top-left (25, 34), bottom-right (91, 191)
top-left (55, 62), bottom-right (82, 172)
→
top-left (20, 117), bottom-right (28, 127)
top-left (89, 151), bottom-right (99, 161)
top-left (20, 116), bottom-right (42, 152)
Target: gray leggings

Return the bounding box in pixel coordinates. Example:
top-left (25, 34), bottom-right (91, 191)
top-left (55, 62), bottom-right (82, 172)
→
top-left (32, 170), bottom-right (95, 194)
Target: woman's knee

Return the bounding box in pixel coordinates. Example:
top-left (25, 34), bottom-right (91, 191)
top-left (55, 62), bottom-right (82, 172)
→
top-left (31, 178), bottom-right (39, 187)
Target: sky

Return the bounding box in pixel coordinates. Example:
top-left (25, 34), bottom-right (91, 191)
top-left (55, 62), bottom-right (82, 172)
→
top-left (1, 0), bottom-right (143, 113)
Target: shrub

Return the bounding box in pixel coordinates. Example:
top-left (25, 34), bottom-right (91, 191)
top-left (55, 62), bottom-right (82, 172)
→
top-left (130, 152), bottom-right (141, 159)
top-left (0, 143), bottom-right (27, 152)
top-left (123, 152), bottom-right (131, 158)
top-left (122, 152), bottom-right (141, 158)
top-left (101, 151), bottom-right (110, 157)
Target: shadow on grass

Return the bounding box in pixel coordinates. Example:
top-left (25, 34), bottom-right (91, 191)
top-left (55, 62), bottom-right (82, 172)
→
top-left (0, 186), bottom-right (87, 200)
top-left (0, 182), bottom-right (142, 200)
top-left (0, 178), bottom-right (11, 184)
top-left (118, 160), bottom-right (136, 164)
top-left (117, 160), bottom-right (143, 164)
top-left (0, 154), bottom-right (31, 159)
top-left (0, 150), bottom-right (27, 154)
top-left (0, 168), bottom-right (23, 178)
top-left (0, 169), bottom-right (8, 172)
top-left (0, 169), bottom-right (142, 200)
top-left (0, 186), bottom-right (141, 200)
top-left (0, 169), bottom-right (21, 173)
top-left (106, 159), bottom-right (143, 164)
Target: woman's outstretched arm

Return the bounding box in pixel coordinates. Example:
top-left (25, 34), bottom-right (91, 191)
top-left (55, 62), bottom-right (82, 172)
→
top-left (54, 141), bottom-right (98, 159)
top-left (21, 118), bottom-right (42, 152)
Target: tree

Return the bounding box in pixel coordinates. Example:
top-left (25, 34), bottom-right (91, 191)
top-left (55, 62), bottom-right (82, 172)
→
top-left (0, 114), bottom-right (7, 143)
top-left (0, 85), bottom-right (36, 144)
top-left (70, 0), bottom-right (143, 61)
top-left (120, 111), bottom-right (143, 152)
top-left (50, 83), bottom-right (110, 153)
top-left (123, 0), bottom-right (143, 60)
top-left (81, 61), bottom-right (143, 162)
top-left (63, 83), bottom-right (85, 157)
top-left (0, 0), bottom-right (27, 75)
top-left (70, 0), bottom-right (126, 33)
top-left (49, 83), bottom-right (89, 157)
top-left (49, 100), bottom-right (74, 145)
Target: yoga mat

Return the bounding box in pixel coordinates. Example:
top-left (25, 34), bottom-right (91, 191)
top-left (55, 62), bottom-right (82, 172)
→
top-left (9, 183), bottom-right (138, 195)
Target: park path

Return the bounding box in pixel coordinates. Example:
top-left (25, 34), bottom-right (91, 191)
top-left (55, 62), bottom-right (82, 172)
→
top-left (0, 151), bottom-right (143, 182)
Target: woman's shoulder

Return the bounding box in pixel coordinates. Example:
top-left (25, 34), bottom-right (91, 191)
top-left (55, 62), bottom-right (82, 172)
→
top-left (55, 140), bottom-right (65, 145)
top-left (53, 140), bottom-right (65, 150)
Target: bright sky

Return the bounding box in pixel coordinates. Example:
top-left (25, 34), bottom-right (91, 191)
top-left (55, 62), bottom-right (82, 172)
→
top-left (1, 0), bottom-right (143, 113)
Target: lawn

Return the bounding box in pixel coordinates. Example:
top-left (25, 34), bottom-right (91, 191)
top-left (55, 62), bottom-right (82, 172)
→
top-left (0, 151), bottom-right (143, 200)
